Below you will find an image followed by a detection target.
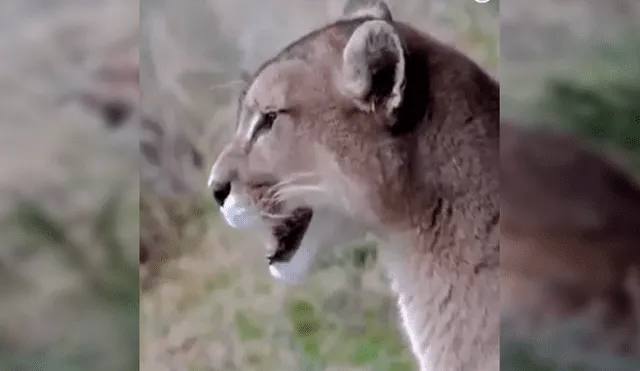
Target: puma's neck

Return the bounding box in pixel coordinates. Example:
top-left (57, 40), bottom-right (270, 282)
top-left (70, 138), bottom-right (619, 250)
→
top-left (378, 200), bottom-right (500, 371)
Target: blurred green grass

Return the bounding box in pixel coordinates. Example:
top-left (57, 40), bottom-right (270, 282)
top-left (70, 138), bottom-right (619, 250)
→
top-left (1, 191), bottom-right (138, 371)
top-left (140, 209), bottom-right (416, 370)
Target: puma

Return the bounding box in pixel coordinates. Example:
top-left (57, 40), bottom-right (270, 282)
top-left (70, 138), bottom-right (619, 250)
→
top-left (207, 1), bottom-right (499, 369)
top-left (501, 121), bottom-right (640, 355)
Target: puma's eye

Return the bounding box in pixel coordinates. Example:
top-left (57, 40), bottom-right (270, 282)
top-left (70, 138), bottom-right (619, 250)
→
top-left (262, 111), bottom-right (278, 130)
top-left (250, 111), bottom-right (280, 143)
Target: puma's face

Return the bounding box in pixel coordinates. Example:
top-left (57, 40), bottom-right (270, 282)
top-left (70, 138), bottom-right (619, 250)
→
top-left (206, 96), bottom-right (367, 283)
top-left (206, 58), bottom-right (355, 284)
top-left (208, 6), bottom-right (408, 283)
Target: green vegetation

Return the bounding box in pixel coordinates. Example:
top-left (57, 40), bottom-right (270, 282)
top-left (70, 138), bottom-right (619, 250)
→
top-left (1, 192), bottom-right (138, 371)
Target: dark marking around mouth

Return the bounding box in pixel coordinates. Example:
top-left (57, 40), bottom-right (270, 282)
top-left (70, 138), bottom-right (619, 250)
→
top-left (267, 207), bottom-right (313, 264)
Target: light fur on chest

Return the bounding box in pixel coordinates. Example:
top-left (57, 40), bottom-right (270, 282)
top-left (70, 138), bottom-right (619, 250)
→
top-left (379, 239), bottom-right (499, 371)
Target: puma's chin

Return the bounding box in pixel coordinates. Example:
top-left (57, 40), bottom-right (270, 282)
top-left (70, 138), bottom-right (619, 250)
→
top-left (220, 197), bottom-right (316, 284)
top-left (266, 208), bottom-right (366, 285)
top-left (269, 261), bottom-right (310, 284)
top-left (220, 196), bottom-right (363, 286)
top-left (266, 208), bottom-right (315, 284)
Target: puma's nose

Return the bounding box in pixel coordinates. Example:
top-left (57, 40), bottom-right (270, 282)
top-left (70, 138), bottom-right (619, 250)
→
top-left (212, 181), bottom-right (231, 207)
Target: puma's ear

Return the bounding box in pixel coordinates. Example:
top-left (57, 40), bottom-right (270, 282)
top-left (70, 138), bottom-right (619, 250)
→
top-left (341, 0), bottom-right (393, 21)
top-left (341, 20), bottom-right (405, 124)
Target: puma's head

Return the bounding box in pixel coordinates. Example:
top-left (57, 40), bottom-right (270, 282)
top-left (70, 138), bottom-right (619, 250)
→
top-left (208, 0), bottom-right (498, 283)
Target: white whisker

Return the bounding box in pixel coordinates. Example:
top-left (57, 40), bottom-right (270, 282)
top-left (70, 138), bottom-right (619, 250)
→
top-left (271, 172), bottom-right (321, 188)
top-left (258, 209), bottom-right (290, 220)
top-left (273, 184), bottom-right (329, 204)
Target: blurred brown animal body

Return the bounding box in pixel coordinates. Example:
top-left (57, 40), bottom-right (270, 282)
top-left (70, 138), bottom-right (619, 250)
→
top-left (208, 1), bottom-right (499, 369)
top-left (501, 121), bottom-right (640, 354)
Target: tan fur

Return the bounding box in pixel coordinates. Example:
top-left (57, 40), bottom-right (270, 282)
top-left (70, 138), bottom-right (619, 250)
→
top-left (208, 2), bottom-right (499, 370)
top-left (501, 121), bottom-right (640, 354)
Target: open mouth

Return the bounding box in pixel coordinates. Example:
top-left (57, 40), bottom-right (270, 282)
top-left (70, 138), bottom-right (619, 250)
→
top-left (267, 207), bottom-right (313, 264)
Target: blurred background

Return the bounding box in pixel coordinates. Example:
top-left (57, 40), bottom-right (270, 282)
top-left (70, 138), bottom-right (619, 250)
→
top-left (502, 0), bottom-right (640, 370)
top-left (0, 0), bottom-right (138, 370)
top-left (139, 1), bottom-right (496, 371)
